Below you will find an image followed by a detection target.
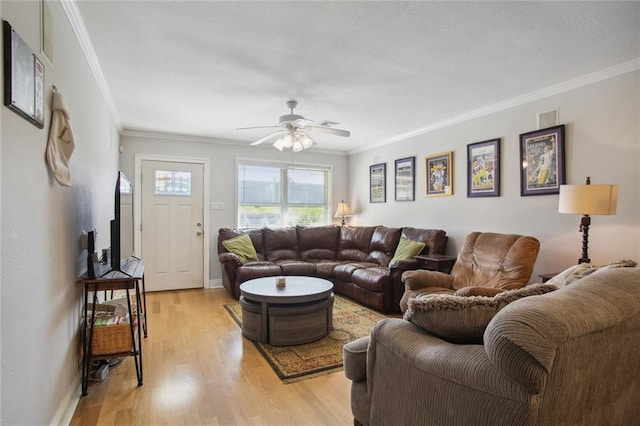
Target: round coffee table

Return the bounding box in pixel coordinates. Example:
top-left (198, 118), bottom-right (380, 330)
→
top-left (239, 276), bottom-right (334, 346)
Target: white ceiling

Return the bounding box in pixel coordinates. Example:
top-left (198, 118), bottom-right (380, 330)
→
top-left (75, 1), bottom-right (640, 154)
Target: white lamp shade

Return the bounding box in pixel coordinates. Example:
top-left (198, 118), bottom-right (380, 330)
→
top-left (334, 201), bottom-right (352, 218)
top-left (559, 184), bottom-right (618, 215)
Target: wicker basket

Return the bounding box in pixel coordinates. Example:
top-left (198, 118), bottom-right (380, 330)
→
top-left (89, 315), bottom-right (137, 355)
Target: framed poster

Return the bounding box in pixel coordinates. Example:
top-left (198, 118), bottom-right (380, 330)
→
top-left (425, 151), bottom-right (453, 197)
top-left (3, 20), bottom-right (45, 129)
top-left (369, 163), bottom-right (386, 203)
top-left (394, 156), bottom-right (415, 201)
top-left (520, 125), bottom-right (565, 196)
top-left (467, 138), bottom-right (500, 197)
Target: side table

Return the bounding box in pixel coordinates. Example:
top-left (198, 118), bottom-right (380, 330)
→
top-left (414, 254), bottom-right (457, 273)
top-left (78, 257), bottom-right (146, 395)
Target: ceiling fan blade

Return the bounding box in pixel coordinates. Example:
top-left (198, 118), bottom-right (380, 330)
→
top-left (236, 125), bottom-right (282, 131)
top-left (250, 130), bottom-right (287, 146)
top-left (307, 126), bottom-right (351, 137)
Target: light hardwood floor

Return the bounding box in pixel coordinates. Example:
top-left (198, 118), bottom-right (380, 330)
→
top-left (70, 288), bottom-right (355, 425)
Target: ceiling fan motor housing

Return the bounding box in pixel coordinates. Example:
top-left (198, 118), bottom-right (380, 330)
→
top-left (279, 114), bottom-right (304, 125)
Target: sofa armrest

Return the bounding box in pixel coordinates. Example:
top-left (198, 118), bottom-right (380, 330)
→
top-left (368, 318), bottom-right (530, 401)
top-left (218, 252), bottom-right (243, 267)
top-left (343, 336), bottom-right (370, 381)
top-left (454, 286), bottom-right (506, 297)
top-left (401, 269), bottom-right (454, 290)
top-left (389, 258), bottom-right (420, 271)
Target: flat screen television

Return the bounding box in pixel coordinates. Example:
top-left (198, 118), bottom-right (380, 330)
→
top-left (110, 171), bottom-right (135, 273)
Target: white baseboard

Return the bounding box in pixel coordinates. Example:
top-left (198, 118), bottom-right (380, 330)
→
top-left (51, 371), bottom-right (81, 426)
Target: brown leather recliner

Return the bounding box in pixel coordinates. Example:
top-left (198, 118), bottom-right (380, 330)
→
top-left (399, 232), bottom-right (540, 312)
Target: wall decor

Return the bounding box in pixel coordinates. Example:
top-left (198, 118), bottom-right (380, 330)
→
top-left (467, 138), bottom-right (500, 198)
top-left (520, 125), bottom-right (565, 196)
top-left (425, 151), bottom-right (453, 197)
top-left (3, 20), bottom-right (45, 129)
top-left (394, 156), bottom-right (415, 201)
top-left (369, 163), bottom-right (386, 203)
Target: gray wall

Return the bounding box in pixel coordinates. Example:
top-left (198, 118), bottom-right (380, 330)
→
top-left (349, 71), bottom-right (640, 277)
top-left (1, 2), bottom-right (118, 424)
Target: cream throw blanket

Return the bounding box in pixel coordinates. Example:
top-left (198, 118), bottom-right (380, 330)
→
top-left (46, 87), bottom-right (75, 186)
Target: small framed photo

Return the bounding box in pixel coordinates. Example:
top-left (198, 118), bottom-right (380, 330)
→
top-left (520, 125), bottom-right (565, 196)
top-left (467, 138), bottom-right (500, 197)
top-left (394, 156), bottom-right (415, 201)
top-left (2, 20), bottom-right (45, 129)
top-left (369, 163), bottom-right (386, 203)
top-left (425, 151), bottom-right (453, 197)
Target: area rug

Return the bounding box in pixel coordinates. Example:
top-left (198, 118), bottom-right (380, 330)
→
top-left (224, 296), bottom-right (387, 383)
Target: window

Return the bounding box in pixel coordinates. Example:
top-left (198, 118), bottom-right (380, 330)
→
top-left (154, 170), bottom-right (192, 196)
top-left (237, 161), bottom-right (331, 228)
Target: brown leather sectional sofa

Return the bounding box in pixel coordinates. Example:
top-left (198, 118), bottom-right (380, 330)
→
top-left (217, 225), bottom-right (447, 313)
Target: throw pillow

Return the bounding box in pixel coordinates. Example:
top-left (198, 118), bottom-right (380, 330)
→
top-left (391, 237), bottom-right (425, 262)
top-left (546, 259), bottom-right (638, 287)
top-left (221, 234), bottom-right (258, 264)
top-left (404, 283), bottom-right (557, 344)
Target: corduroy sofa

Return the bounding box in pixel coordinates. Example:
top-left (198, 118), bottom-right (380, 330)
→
top-left (217, 225), bottom-right (447, 313)
top-left (343, 267), bottom-right (640, 425)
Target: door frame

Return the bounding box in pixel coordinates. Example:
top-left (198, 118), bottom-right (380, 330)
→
top-left (134, 154), bottom-right (211, 288)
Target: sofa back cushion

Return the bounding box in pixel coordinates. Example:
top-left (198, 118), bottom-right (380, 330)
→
top-left (400, 227), bottom-right (447, 255)
top-left (338, 226), bottom-right (378, 262)
top-left (297, 225), bottom-right (340, 260)
top-left (218, 228), bottom-right (265, 260)
top-left (264, 227), bottom-right (299, 261)
top-left (366, 227), bottom-right (402, 266)
top-left (451, 232), bottom-right (540, 291)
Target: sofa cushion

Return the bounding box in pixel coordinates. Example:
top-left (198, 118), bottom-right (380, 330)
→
top-left (298, 225), bottom-right (340, 260)
top-left (352, 267), bottom-right (391, 292)
top-left (221, 234), bottom-right (258, 264)
top-left (404, 283), bottom-right (557, 343)
top-left (391, 237), bottom-right (426, 262)
top-left (338, 226), bottom-right (378, 262)
top-left (545, 259), bottom-right (638, 287)
top-left (264, 227), bottom-right (299, 261)
top-left (366, 227), bottom-right (402, 266)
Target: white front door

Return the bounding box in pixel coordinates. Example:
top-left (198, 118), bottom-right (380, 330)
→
top-left (140, 160), bottom-right (205, 291)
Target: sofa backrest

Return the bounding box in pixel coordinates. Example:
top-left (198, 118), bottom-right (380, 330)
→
top-left (297, 225), bottom-right (340, 260)
top-left (338, 226), bottom-right (379, 262)
top-left (484, 267), bottom-right (640, 424)
top-left (264, 227), bottom-right (299, 261)
top-left (366, 227), bottom-right (402, 266)
top-left (451, 232), bottom-right (540, 290)
top-left (400, 227), bottom-right (448, 256)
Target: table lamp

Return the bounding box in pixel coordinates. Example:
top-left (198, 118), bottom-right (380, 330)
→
top-left (334, 200), bottom-right (352, 226)
top-left (558, 177), bottom-right (618, 264)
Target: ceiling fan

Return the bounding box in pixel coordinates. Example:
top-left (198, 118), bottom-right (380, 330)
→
top-left (237, 100), bottom-right (350, 152)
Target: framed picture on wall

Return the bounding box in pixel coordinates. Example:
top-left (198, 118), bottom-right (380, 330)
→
top-left (520, 125), bottom-right (565, 196)
top-left (425, 151), bottom-right (453, 197)
top-left (2, 20), bottom-right (45, 129)
top-left (394, 156), bottom-right (415, 201)
top-left (369, 163), bottom-right (386, 203)
top-left (467, 138), bottom-right (500, 197)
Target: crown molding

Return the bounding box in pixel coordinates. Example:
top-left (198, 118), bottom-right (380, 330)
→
top-left (61, 0), bottom-right (122, 130)
top-left (350, 57), bottom-right (640, 155)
